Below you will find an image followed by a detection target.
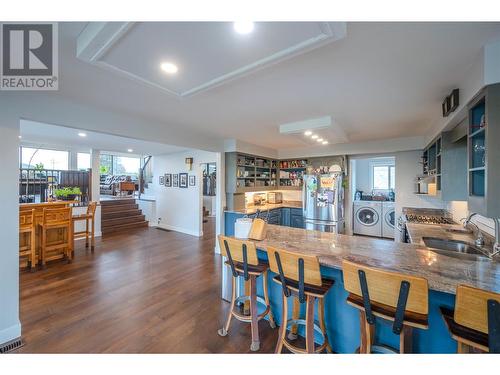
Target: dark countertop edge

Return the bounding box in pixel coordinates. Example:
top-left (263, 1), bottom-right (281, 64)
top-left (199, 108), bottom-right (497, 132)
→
top-left (225, 201), bottom-right (302, 214)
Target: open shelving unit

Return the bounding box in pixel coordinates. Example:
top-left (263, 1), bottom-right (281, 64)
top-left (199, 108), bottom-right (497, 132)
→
top-left (278, 159), bottom-right (308, 190)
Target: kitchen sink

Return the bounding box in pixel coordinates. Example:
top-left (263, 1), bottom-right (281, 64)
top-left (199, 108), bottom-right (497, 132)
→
top-left (422, 237), bottom-right (489, 258)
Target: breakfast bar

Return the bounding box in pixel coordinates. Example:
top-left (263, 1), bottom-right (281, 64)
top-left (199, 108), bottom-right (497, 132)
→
top-left (224, 222), bottom-right (500, 353)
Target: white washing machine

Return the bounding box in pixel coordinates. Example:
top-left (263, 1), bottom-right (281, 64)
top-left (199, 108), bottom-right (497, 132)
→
top-left (382, 201), bottom-right (395, 239)
top-left (353, 201), bottom-right (382, 237)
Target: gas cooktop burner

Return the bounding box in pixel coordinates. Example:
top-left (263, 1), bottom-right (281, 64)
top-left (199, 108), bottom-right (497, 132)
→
top-left (405, 215), bottom-right (454, 225)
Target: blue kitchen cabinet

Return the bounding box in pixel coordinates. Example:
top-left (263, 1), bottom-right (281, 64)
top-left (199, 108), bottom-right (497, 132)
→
top-left (281, 208), bottom-right (290, 226)
top-left (268, 208), bottom-right (281, 225)
top-left (290, 208), bottom-right (304, 228)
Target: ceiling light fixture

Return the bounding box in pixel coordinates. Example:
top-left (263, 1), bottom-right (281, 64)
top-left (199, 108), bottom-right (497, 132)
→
top-left (78, 132), bottom-right (87, 137)
top-left (311, 134), bottom-right (318, 139)
top-left (304, 130), bottom-right (312, 136)
top-left (127, 149), bottom-right (133, 153)
top-left (160, 62), bottom-right (178, 74)
top-left (322, 141), bottom-right (328, 145)
top-left (317, 138), bottom-right (324, 142)
top-left (18, 135), bottom-right (22, 139)
top-left (233, 21), bottom-right (255, 35)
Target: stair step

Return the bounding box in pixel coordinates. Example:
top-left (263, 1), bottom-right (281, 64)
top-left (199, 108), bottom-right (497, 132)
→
top-left (102, 220), bottom-right (149, 234)
top-left (100, 199), bottom-right (137, 206)
top-left (102, 214), bottom-right (145, 227)
top-left (102, 209), bottom-right (142, 220)
top-left (101, 203), bottom-right (139, 212)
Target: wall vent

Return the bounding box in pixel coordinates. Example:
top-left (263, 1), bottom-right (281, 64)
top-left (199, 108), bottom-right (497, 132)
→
top-left (0, 337), bottom-right (24, 353)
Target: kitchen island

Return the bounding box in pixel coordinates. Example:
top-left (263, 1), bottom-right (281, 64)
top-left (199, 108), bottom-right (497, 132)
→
top-left (224, 223), bottom-right (500, 353)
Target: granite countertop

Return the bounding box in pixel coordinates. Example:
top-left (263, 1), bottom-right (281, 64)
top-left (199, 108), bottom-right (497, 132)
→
top-left (243, 224), bottom-right (500, 294)
top-left (225, 200), bottom-right (302, 215)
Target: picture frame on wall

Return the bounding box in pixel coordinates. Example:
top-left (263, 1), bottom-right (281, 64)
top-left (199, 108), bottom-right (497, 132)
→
top-left (159, 175), bottom-right (164, 185)
top-left (165, 173), bottom-right (172, 187)
top-left (189, 175), bottom-right (195, 186)
top-left (173, 174), bottom-right (179, 187)
top-left (179, 173), bottom-right (188, 188)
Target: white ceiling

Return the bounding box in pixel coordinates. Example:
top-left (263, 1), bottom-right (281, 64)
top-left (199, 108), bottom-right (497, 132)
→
top-left (20, 120), bottom-right (188, 156)
top-left (86, 22), bottom-right (345, 97)
top-left (49, 22), bottom-right (500, 151)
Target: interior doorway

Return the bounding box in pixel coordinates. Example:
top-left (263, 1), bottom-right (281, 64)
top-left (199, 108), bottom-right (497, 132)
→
top-left (200, 162), bottom-right (217, 238)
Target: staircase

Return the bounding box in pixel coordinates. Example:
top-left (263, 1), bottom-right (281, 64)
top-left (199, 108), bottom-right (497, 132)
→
top-left (101, 199), bottom-right (148, 234)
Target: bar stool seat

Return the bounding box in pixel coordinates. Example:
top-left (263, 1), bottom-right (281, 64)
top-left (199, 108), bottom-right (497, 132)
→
top-left (440, 285), bottom-right (500, 353)
top-left (217, 235), bottom-right (276, 352)
top-left (268, 246), bottom-right (334, 354)
top-left (346, 293), bottom-right (429, 329)
top-left (224, 259), bottom-right (269, 275)
top-left (273, 275), bottom-right (334, 297)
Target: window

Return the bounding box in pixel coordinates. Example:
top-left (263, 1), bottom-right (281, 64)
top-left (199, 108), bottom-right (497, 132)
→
top-left (77, 153), bottom-right (90, 170)
top-left (99, 154), bottom-right (140, 176)
top-left (113, 156), bottom-right (140, 176)
top-left (20, 147), bottom-right (69, 170)
top-left (100, 154), bottom-right (113, 175)
top-left (372, 164), bottom-right (395, 190)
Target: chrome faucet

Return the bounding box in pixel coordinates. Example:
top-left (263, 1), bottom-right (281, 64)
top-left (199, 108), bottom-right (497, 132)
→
top-left (461, 213), bottom-right (485, 247)
top-left (493, 218), bottom-right (500, 257)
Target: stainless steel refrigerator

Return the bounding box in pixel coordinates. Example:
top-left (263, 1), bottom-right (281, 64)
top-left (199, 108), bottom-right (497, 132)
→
top-left (302, 172), bottom-right (345, 233)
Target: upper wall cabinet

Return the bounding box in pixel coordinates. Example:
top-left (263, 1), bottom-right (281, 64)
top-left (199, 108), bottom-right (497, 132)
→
top-left (467, 83), bottom-right (500, 217)
top-left (419, 125), bottom-right (468, 201)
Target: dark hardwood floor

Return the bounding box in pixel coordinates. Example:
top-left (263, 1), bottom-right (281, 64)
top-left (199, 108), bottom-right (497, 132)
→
top-left (18, 218), bottom-right (277, 353)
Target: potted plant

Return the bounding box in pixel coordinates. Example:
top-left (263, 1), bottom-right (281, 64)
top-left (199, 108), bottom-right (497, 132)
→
top-left (53, 187), bottom-right (82, 201)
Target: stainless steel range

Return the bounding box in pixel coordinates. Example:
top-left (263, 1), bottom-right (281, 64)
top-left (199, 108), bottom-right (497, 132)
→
top-left (405, 215), bottom-right (454, 225)
top-left (399, 207), bottom-right (455, 242)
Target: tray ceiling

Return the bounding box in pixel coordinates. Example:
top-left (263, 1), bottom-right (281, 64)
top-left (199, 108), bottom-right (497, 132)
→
top-left (77, 22), bottom-right (346, 98)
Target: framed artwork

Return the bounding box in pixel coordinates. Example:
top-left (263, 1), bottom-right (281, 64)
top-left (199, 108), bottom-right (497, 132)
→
top-left (159, 175), bottom-right (165, 185)
top-left (189, 175), bottom-right (195, 186)
top-left (165, 173), bottom-right (172, 187)
top-left (173, 174), bottom-right (179, 187)
top-left (179, 173), bottom-right (188, 188)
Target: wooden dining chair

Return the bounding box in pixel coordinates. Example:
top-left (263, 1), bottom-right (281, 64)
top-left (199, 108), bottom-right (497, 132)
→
top-left (19, 208), bottom-right (37, 271)
top-left (39, 207), bottom-right (73, 267)
top-left (342, 260), bottom-right (429, 354)
top-left (73, 201), bottom-right (97, 252)
top-left (440, 284), bottom-right (500, 353)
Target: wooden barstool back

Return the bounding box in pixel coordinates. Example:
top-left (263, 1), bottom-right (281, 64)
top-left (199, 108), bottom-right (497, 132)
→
top-left (441, 284), bottom-right (500, 353)
top-left (73, 201), bottom-right (97, 252)
top-left (19, 208), bottom-right (37, 271)
top-left (217, 235), bottom-right (276, 352)
top-left (342, 260), bottom-right (429, 354)
top-left (267, 246), bottom-right (334, 354)
top-left (40, 207), bottom-right (73, 266)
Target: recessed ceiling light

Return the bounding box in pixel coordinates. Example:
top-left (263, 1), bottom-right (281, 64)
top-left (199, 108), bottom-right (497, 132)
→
top-left (304, 130), bottom-right (312, 136)
top-left (311, 134), bottom-right (318, 139)
top-left (322, 141), bottom-right (328, 145)
top-left (78, 132), bottom-right (87, 137)
top-left (160, 62), bottom-right (178, 74)
top-left (317, 138), bottom-right (324, 143)
top-left (127, 149), bottom-right (133, 153)
top-left (233, 21), bottom-right (254, 35)
top-left (18, 135), bottom-right (22, 139)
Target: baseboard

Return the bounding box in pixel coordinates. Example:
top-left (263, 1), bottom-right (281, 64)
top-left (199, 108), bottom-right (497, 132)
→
top-left (73, 231), bottom-right (102, 241)
top-left (157, 223), bottom-right (201, 237)
top-left (0, 322), bottom-right (21, 347)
